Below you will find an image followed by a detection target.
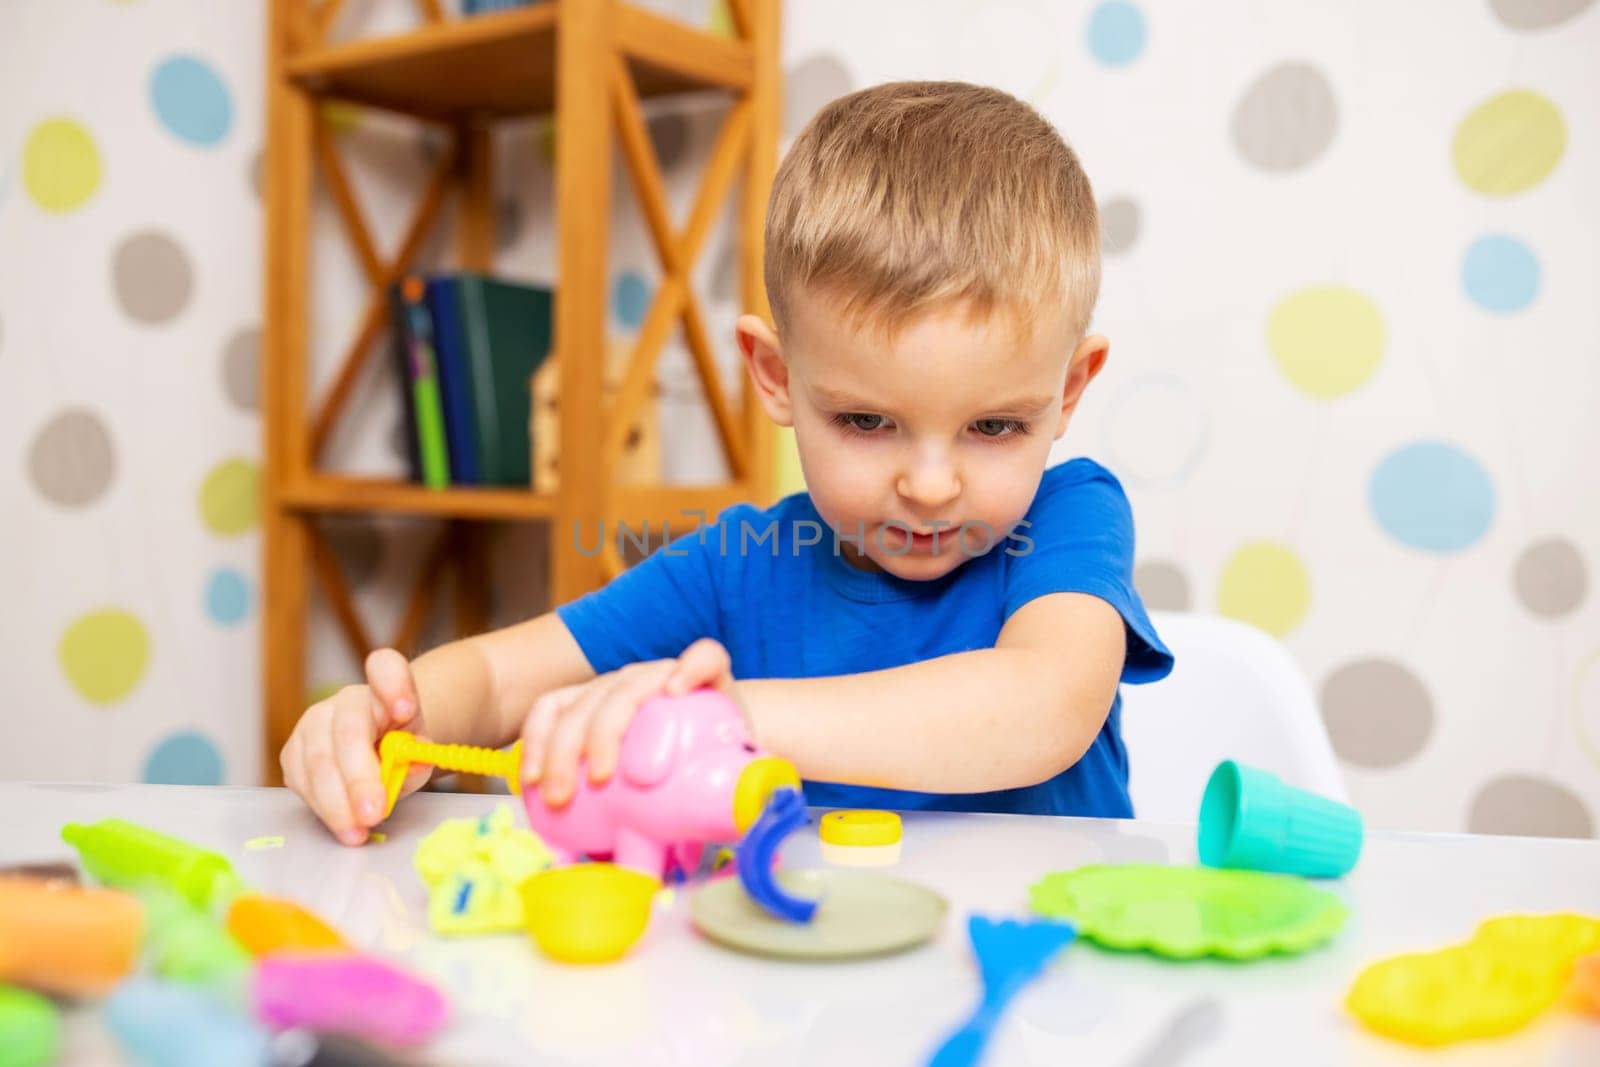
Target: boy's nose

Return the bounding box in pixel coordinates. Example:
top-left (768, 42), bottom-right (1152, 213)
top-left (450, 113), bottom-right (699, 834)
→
top-left (896, 461), bottom-right (961, 511)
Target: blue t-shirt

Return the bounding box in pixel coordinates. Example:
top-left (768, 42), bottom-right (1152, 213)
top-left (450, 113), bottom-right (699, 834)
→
top-left (555, 458), bottom-right (1174, 818)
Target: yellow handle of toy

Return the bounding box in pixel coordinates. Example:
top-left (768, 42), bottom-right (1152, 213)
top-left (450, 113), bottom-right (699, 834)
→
top-left (378, 731), bottom-right (523, 818)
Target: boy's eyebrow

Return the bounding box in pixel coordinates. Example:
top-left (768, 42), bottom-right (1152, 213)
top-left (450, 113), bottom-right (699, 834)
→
top-left (812, 385), bottom-right (1056, 417)
top-left (981, 394), bottom-right (1058, 417)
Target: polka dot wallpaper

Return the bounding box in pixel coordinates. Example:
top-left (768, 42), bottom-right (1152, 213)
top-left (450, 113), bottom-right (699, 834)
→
top-left (1, 0), bottom-right (1596, 839)
top-left (774, 0), bottom-right (1600, 837)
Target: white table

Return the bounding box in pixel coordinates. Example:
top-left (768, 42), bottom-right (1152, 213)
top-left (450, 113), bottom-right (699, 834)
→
top-left (6, 783), bottom-right (1600, 1066)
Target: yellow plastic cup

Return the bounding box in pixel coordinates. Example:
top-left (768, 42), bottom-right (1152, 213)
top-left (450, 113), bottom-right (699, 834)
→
top-left (520, 864), bottom-right (658, 964)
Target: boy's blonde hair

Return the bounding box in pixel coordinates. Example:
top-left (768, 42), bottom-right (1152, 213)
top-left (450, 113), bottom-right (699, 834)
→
top-left (764, 81), bottom-right (1101, 341)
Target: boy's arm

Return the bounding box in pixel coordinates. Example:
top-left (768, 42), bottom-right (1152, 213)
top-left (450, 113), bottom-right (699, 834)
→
top-left (737, 592), bottom-right (1124, 792)
top-left (408, 611), bottom-right (597, 748)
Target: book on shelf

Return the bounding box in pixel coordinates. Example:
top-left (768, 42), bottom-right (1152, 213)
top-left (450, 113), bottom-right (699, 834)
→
top-left (451, 273), bottom-right (554, 487)
top-left (424, 276), bottom-right (481, 485)
top-left (391, 272), bottom-right (664, 496)
top-left (393, 275), bottom-right (452, 489)
top-left (462, 0), bottom-right (542, 13)
top-left (390, 272), bottom-right (554, 490)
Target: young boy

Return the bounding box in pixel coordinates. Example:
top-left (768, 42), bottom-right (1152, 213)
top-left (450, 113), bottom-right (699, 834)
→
top-left (282, 81), bottom-right (1173, 846)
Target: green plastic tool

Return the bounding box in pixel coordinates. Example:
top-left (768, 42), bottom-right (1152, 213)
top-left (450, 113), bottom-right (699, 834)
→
top-left (61, 818), bottom-right (245, 911)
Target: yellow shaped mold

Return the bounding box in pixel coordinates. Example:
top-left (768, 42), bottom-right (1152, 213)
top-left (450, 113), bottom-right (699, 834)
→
top-left (1347, 912), bottom-right (1600, 1045)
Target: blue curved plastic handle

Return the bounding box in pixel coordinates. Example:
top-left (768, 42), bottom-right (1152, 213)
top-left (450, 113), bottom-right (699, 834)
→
top-left (736, 786), bottom-right (818, 923)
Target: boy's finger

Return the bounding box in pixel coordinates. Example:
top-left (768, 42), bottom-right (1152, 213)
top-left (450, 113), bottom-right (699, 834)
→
top-left (665, 638), bottom-right (732, 695)
top-left (302, 735), bottom-right (363, 846)
top-left (541, 677), bottom-right (622, 806)
top-left (587, 663), bottom-right (675, 783)
top-left (400, 760), bottom-right (433, 800)
top-left (279, 731), bottom-right (306, 799)
top-left (520, 684), bottom-right (584, 786)
top-left (330, 693), bottom-right (385, 825)
top-left (365, 648), bottom-right (419, 727)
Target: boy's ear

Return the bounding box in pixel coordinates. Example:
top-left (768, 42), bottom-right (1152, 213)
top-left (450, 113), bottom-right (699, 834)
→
top-left (1054, 334), bottom-right (1110, 439)
top-left (735, 314), bottom-right (794, 427)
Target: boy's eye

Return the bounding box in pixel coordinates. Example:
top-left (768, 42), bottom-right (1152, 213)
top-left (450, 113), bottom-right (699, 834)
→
top-left (835, 413), bottom-right (888, 433)
top-left (974, 418), bottom-right (1027, 438)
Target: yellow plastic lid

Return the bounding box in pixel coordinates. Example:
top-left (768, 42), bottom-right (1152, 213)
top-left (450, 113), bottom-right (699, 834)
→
top-left (820, 810), bottom-right (902, 848)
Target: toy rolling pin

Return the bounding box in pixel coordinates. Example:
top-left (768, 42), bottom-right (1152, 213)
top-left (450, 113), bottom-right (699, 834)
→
top-left (61, 818), bottom-right (244, 910)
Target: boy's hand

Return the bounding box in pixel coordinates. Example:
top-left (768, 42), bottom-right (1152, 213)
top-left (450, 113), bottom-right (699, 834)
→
top-left (520, 637), bottom-right (741, 808)
top-left (280, 648), bottom-right (433, 846)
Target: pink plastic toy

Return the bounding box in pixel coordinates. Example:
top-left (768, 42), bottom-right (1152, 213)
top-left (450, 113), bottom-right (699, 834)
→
top-left (252, 953), bottom-right (448, 1046)
top-left (529, 689), bottom-right (801, 877)
top-left (379, 688), bottom-right (802, 879)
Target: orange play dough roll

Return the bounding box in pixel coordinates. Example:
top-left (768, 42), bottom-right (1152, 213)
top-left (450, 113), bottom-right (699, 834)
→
top-left (0, 877), bottom-right (143, 995)
top-left (226, 894), bottom-right (346, 956)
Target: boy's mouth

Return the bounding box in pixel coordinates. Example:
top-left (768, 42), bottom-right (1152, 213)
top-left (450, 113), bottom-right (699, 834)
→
top-left (883, 525), bottom-right (950, 554)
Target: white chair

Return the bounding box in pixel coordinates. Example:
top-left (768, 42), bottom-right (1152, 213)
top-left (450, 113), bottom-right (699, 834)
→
top-left (1118, 611), bottom-right (1348, 823)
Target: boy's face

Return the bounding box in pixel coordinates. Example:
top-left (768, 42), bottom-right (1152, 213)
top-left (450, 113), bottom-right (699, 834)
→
top-left (738, 289), bottom-right (1109, 581)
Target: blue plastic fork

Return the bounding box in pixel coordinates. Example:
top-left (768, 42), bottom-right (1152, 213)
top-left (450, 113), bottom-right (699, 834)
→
top-left (927, 915), bottom-right (1078, 1067)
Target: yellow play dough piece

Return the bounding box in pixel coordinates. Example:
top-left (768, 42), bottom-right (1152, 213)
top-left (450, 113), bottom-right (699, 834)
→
top-left (414, 805), bottom-right (554, 936)
top-left (1474, 912), bottom-right (1600, 960)
top-left (1347, 913), bottom-right (1600, 1046)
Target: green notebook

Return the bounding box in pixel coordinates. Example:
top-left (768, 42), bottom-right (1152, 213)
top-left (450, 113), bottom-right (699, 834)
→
top-left (452, 274), bottom-right (554, 487)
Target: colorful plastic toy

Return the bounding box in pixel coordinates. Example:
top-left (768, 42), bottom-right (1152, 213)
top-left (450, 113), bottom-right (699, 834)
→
top-left (1028, 864), bottom-right (1348, 960)
top-left (61, 818), bottom-right (244, 909)
top-left (819, 809), bottom-right (902, 867)
top-left (253, 953), bottom-right (448, 1047)
top-left (0, 878), bottom-right (143, 995)
top-left (226, 894), bottom-right (347, 956)
top-left (378, 732), bottom-right (521, 813)
top-left (0, 985), bottom-right (59, 1067)
top-left (1197, 760), bottom-right (1363, 879)
top-left (1346, 912), bottom-right (1600, 1045)
top-left (736, 787), bottom-right (818, 923)
top-left (692, 868), bottom-right (947, 959)
top-left (106, 978), bottom-right (272, 1067)
top-left (519, 863), bottom-right (660, 963)
top-left (413, 805), bottom-right (555, 936)
top-left (380, 688), bottom-right (803, 879)
top-left (927, 915), bottom-right (1077, 1067)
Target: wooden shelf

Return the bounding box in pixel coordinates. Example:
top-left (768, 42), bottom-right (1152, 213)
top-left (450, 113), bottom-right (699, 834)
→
top-left (262, 0), bottom-right (781, 785)
top-left (284, 475), bottom-right (556, 520)
top-left (288, 4), bottom-right (753, 120)
top-left (281, 476), bottom-right (755, 525)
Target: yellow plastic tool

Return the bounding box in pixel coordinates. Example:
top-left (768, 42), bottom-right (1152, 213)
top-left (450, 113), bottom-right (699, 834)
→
top-left (378, 731), bottom-right (521, 818)
top-left (520, 864), bottom-right (659, 964)
top-left (1346, 912), bottom-right (1600, 1045)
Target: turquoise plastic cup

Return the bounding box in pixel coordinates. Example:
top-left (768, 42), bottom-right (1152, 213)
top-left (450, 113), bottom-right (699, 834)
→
top-left (1197, 760), bottom-right (1363, 878)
